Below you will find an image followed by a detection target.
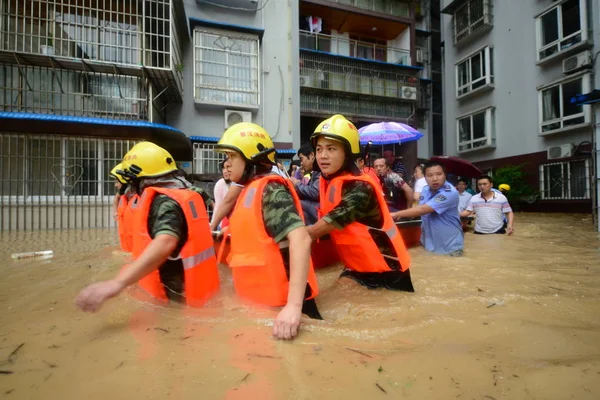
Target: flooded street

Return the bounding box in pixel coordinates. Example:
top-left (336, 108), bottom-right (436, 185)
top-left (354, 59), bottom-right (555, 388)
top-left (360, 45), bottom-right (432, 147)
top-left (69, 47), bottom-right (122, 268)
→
top-left (1, 213), bottom-right (599, 399)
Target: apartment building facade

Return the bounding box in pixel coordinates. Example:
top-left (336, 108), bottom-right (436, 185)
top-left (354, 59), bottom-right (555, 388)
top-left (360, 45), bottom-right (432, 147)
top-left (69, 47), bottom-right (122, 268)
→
top-left (186, 0), bottom-right (433, 163)
top-left (0, 0), bottom-right (188, 230)
top-left (0, 0), bottom-right (433, 230)
top-left (440, 0), bottom-right (599, 214)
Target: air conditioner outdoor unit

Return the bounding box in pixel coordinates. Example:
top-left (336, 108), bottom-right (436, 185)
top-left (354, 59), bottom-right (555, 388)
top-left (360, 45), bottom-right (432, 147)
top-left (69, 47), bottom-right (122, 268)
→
top-left (547, 144), bottom-right (573, 160)
top-left (224, 110), bottom-right (252, 129)
top-left (416, 48), bottom-right (424, 63)
top-left (400, 86), bottom-right (417, 100)
top-left (299, 75), bottom-right (313, 87)
top-left (563, 51), bottom-right (592, 74)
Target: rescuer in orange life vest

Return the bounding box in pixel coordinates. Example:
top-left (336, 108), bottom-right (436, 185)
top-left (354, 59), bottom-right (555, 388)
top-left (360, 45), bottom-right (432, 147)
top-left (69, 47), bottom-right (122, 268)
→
top-left (306, 114), bottom-right (415, 291)
top-left (110, 162), bottom-right (137, 252)
top-left (75, 142), bottom-right (220, 312)
top-left (214, 122), bottom-right (321, 340)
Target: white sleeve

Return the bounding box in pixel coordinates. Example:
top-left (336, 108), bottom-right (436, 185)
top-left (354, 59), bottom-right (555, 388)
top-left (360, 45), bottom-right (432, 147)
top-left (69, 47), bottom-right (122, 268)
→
top-left (414, 178), bottom-right (426, 193)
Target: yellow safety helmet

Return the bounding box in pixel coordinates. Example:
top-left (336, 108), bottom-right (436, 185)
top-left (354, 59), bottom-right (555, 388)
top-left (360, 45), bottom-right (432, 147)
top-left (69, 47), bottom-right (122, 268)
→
top-left (310, 114), bottom-right (360, 156)
top-left (110, 163), bottom-right (127, 184)
top-left (498, 183), bottom-right (511, 192)
top-left (121, 142), bottom-right (178, 179)
top-left (215, 122), bottom-right (276, 164)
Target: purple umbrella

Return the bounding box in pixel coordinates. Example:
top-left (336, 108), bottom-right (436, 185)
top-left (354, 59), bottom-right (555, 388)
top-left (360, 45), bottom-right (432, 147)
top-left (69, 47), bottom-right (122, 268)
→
top-left (358, 122), bottom-right (424, 145)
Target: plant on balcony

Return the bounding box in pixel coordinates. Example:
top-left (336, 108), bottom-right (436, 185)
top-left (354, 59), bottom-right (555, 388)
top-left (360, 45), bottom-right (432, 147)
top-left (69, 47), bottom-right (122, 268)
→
top-left (175, 63), bottom-right (184, 72)
top-left (492, 164), bottom-right (538, 207)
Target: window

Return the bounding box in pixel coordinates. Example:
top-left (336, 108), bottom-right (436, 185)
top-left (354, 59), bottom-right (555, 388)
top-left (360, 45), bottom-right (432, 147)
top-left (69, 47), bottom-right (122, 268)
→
top-left (453, 0), bottom-right (492, 44)
top-left (539, 75), bottom-right (590, 133)
top-left (539, 159), bottom-right (590, 199)
top-left (457, 107), bottom-right (495, 152)
top-left (456, 47), bottom-right (494, 98)
top-left (0, 135), bottom-right (136, 199)
top-left (194, 29), bottom-right (259, 107)
top-left (536, 0), bottom-right (587, 61)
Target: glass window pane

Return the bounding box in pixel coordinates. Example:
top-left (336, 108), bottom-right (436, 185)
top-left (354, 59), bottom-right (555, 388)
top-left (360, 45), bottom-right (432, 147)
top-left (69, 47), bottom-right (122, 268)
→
top-left (458, 117), bottom-right (471, 142)
top-left (562, 78), bottom-right (582, 117)
top-left (457, 61), bottom-right (469, 87)
top-left (561, 0), bottom-right (581, 37)
top-left (542, 86), bottom-right (560, 121)
top-left (541, 8), bottom-right (559, 46)
top-left (28, 137), bottom-right (62, 196)
top-left (547, 164), bottom-right (564, 197)
top-left (569, 160), bottom-right (587, 198)
top-left (471, 53), bottom-right (482, 80)
top-left (0, 135), bottom-right (25, 195)
top-left (472, 111), bottom-right (486, 139)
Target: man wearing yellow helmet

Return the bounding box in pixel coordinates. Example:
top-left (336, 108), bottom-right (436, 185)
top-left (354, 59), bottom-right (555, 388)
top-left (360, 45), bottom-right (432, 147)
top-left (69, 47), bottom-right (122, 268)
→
top-left (215, 122), bottom-right (320, 340)
top-left (75, 142), bottom-right (220, 311)
top-left (306, 114), bottom-right (414, 292)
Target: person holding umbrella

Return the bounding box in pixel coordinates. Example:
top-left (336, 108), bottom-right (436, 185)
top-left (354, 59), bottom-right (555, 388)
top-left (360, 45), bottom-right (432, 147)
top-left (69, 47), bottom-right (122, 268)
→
top-left (391, 161), bottom-right (464, 256)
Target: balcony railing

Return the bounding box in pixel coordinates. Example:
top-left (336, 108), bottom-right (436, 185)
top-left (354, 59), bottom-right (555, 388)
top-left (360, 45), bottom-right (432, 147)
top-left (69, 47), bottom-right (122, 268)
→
top-left (300, 30), bottom-right (410, 65)
top-left (324, 0), bottom-right (410, 18)
top-left (301, 92), bottom-right (414, 120)
top-left (300, 50), bottom-right (419, 101)
top-left (0, 63), bottom-right (148, 120)
top-left (0, 0), bottom-right (184, 102)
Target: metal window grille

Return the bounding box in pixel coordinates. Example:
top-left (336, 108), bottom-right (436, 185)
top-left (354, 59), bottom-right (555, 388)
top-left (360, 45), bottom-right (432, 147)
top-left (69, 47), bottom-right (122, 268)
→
top-left (301, 92), bottom-right (414, 120)
top-left (299, 30), bottom-right (411, 65)
top-left (452, 0), bottom-right (493, 45)
top-left (192, 142), bottom-right (225, 175)
top-left (193, 29), bottom-right (260, 107)
top-left (0, 0), bottom-right (176, 69)
top-left (299, 51), bottom-right (419, 100)
top-left (0, 63), bottom-right (148, 119)
top-left (539, 159), bottom-right (590, 200)
top-left (326, 0), bottom-right (410, 18)
top-left (0, 133), bottom-right (138, 231)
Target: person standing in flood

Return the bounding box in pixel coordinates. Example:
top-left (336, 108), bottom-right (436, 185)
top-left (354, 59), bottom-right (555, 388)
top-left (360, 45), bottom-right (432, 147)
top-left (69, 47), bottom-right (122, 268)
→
top-left (391, 161), bottom-right (464, 256)
top-left (461, 175), bottom-right (514, 235)
top-left (306, 114), bottom-right (414, 292)
top-left (75, 142), bottom-right (220, 311)
top-left (215, 122), bottom-right (320, 340)
top-left (290, 142), bottom-right (321, 225)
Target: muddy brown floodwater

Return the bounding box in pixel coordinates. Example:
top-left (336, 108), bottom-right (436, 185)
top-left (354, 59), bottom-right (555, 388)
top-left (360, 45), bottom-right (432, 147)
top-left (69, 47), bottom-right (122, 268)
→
top-left (0, 213), bottom-right (599, 399)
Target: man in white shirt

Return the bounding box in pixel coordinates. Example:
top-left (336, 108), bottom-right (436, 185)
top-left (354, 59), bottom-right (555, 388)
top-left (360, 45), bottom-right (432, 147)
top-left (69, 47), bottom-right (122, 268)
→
top-left (456, 178), bottom-right (473, 212)
top-left (412, 163), bottom-right (427, 204)
top-left (461, 175), bottom-right (514, 235)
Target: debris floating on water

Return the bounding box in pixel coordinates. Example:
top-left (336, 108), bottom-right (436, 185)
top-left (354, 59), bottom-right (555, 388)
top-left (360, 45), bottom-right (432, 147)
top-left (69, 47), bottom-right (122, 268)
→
top-left (375, 383), bottom-right (387, 394)
top-left (346, 348), bottom-right (373, 358)
top-left (7, 343), bottom-right (24, 364)
top-left (11, 251), bottom-right (54, 260)
top-left (486, 303), bottom-right (496, 309)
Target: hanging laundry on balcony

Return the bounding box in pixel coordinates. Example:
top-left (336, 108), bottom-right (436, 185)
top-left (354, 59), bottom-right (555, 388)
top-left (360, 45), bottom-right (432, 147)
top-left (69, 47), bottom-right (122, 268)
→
top-left (307, 16), bottom-right (322, 34)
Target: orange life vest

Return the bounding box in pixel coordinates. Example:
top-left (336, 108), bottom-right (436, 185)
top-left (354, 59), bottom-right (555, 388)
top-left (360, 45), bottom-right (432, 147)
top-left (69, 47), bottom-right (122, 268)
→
top-left (117, 192), bottom-right (137, 252)
top-left (129, 187), bottom-right (220, 307)
top-left (227, 175), bottom-right (319, 307)
top-left (319, 173), bottom-right (411, 273)
top-left (117, 193), bottom-right (137, 252)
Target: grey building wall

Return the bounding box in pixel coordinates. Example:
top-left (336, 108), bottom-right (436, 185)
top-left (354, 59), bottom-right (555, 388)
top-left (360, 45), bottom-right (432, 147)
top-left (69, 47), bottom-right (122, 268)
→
top-left (441, 0), bottom-right (598, 163)
top-left (167, 0), bottom-right (300, 148)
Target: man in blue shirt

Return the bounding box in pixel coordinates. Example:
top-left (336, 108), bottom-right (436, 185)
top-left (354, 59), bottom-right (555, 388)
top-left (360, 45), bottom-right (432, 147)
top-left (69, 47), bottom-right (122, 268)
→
top-left (391, 161), bottom-right (464, 256)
